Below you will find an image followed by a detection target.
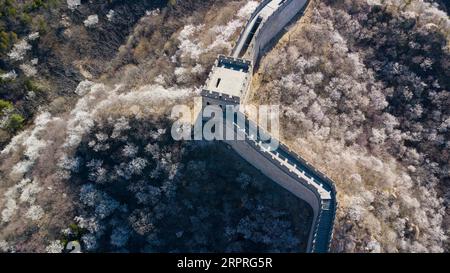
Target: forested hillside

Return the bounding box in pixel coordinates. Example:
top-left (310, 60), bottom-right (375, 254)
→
top-left (252, 0), bottom-right (449, 252)
top-left (0, 0), bottom-right (449, 252)
top-left (1, 0), bottom-right (167, 147)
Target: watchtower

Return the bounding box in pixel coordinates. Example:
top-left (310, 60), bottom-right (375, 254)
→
top-left (201, 55), bottom-right (252, 112)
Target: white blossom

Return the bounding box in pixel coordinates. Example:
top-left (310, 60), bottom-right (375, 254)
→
top-left (74, 80), bottom-right (94, 96)
top-left (8, 40), bottom-right (31, 61)
top-left (122, 144), bottom-right (138, 157)
top-left (1, 199), bottom-right (17, 223)
top-left (67, 0), bottom-right (81, 10)
top-left (0, 240), bottom-right (15, 252)
top-left (106, 10), bottom-right (115, 21)
top-left (27, 32), bottom-right (40, 41)
top-left (19, 180), bottom-right (42, 204)
top-left (79, 184), bottom-right (119, 219)
top-left (127, 158), bottom-right (148, 176)
top-left (111, 116), bottom-right (130, 138)
top-left (45, 240), bottom-right (64, 253)
top-left (25, 205), bottom-right (44, 221)
top-left (81, 233), bottom-right (98, 251)
top-left (20, 63), bottom-right (37, 77)
top-left (75, 216), bottom-right (101, 234)
top-left (84, 15), bottom-right (99, 28)
top-left (145, 9), bottom-right (160, 17)
top-left (0, 70), bottom-right (17, 81)
top-left (237, 1), bottom-right (259, 18)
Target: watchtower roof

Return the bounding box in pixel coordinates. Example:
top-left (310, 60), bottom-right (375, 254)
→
top-left (204, 55), bottom-right (251, 99)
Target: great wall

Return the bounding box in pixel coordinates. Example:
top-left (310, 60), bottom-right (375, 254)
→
top-left (200, 0), bottom-right (337, 253)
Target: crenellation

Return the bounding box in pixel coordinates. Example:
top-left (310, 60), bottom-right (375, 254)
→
top-left (200, 0), bottom-right (336, 253)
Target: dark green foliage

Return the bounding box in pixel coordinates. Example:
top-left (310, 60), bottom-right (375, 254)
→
top-left (0, 29), bottom-right (16, 53)
top-left (0, 98), bottom-right (13, 112)
top-left (7, 113), bottom-right (24, 131)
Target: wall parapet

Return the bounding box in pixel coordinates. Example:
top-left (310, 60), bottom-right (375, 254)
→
top-left (201, 0), bottom-right (337, 253)
top-left (201, 89), bottom-right (241, 104)
top-left (231, 114), bottom-right (336, 252)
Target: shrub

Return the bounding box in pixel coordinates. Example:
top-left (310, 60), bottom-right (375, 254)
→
top-left (7, 113), bottom-right (25, 131)
top-left (0, 99), bottom-right (13, 112)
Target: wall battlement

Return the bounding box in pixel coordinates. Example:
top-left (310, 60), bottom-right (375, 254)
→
top-left (201, 0), bottom-right (337, 253)
top-left (233, 0), bottom-right (308, 65)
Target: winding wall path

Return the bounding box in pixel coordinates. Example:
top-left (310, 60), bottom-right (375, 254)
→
top-left (202, 0), bottom-right (337, 253)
